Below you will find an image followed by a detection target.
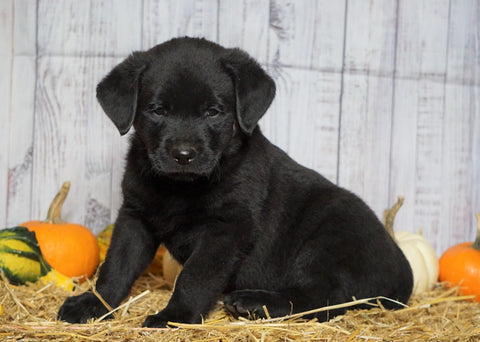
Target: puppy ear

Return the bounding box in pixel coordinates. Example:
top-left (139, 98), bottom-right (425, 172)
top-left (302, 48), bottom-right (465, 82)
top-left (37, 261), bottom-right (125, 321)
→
top-left (222, 49), bottom-right (276, 135)
top-left (96, 52), bottom-right (147, 135)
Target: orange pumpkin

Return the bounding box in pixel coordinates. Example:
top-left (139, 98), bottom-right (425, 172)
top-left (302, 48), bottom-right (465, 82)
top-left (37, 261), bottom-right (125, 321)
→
top-left (21, 182), bottom-right (99, 281)
top-left (439, 213), bottom-right (480, 302)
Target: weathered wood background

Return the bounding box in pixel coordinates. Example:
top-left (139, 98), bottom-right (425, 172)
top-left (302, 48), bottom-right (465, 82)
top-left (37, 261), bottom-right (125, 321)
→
top-left (0, 0), bottom-right (479, 255)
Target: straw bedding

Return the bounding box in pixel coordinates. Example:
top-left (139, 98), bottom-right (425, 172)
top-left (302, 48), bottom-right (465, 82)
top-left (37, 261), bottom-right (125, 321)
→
top-left (1, 273), bottom-right (479, 341)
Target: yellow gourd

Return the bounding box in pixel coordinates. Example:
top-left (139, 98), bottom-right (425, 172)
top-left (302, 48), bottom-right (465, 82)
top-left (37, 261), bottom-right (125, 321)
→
top-left (0, 226), bottom-right (75, 290)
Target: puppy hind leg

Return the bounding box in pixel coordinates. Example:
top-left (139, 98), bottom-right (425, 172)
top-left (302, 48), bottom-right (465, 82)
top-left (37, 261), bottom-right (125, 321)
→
top-left (223, 289), bottom-right (312, 319)
top-left (223, 288), bottom-right (348, 322)
top-left (223, 289), bottom-right (289, 319)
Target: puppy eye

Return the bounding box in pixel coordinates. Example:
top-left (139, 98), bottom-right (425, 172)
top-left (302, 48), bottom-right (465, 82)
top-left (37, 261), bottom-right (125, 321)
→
top-left (205, 107), bottom-right (222, 118)
top-left (150, 104), bottom-right (167, 116)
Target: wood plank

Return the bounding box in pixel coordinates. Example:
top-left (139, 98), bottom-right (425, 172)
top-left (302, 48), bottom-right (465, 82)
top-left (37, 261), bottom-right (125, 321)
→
top-left (142, 0), bottom-right (218, 49)
top-left (389, 0), bottom-right (451, 254)
top-left (388, 79), bottom-right (417, 236)
top-left (474, 86), bottom-right (480, 231)
top-left (390, 78), bottom-right (445, 254)
top-left (4, 0), bottom-right (37, 227)
top-left (0, 0), bottom-right (13, 226)
top-left (337, 73), bottom-right (393, 218)
top-left (0, 0), bottom-right (13, 54)
top-left (438, 0), bottom-right (480, 252)
top-left (268, 0), bottom-right (345, 70)
top-left (336, 0), bottom-right (402, 219)
top-left (411, 79), bottom-right (444, 253)
top-left (37, 0), bottom-right (142, 56)
top-left (446, 0), bottom-right (480, 85)
top-left (261, 67), bottom-right (341, 183)
top-left (390, 0), bottom-right (478, 254)
top-left (12, 0), bottom-right (37, 56)
top-left (343, 0), bottom-right (397, 75)
top-left (438, 83), bottom-right (479, 253)
top-left (0, 56), bottom-right (11, 227)
top-left (5, 57), bottom-right (36, 227)
top-left (217, 0), bottom-right (269, 63)
top-left (395, 0), bottom-right (450, 79)
top-left (32, 56), bottom-right (120, 234)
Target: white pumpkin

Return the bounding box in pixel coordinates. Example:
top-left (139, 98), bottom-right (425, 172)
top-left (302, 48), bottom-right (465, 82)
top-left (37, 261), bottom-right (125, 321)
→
top-left (394, 229), bottom-right (439, 296)
top-left (383, 196), bottom-right (439, 297)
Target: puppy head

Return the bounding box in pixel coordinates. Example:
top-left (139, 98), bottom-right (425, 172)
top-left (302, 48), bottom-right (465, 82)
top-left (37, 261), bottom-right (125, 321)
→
top-left (96, 37), bottom-right (275, 180)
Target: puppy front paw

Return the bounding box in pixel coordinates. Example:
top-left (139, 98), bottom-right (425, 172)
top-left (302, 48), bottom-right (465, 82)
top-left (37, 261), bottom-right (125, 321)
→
top-left (58, 292), bottom-right (110, 323)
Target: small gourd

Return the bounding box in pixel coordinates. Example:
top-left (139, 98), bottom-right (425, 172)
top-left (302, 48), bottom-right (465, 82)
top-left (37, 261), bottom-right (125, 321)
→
top-left (383, 196), bottom-right (439, 296)
top-left (0, 226), bottom-right (75, 290)
top-left (439, 213), bottom-right (480, 302)
top-left (21, 182), bottom-right (99, 281)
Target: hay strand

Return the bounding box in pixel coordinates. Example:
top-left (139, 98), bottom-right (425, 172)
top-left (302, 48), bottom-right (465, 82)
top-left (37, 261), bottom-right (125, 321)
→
top-left (4, 282), bottom-right (30, 315)
top-left (95, 290), bottom-right (150, 323)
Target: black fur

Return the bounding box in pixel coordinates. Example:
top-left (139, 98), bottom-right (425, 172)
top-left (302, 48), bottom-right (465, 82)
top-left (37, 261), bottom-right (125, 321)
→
top-left (58, 37), bottom-right (413, 327)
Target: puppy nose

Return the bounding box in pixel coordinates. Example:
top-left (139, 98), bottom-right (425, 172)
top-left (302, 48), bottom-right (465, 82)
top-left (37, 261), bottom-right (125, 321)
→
top-left (171, 146), bottom-right (197, 165)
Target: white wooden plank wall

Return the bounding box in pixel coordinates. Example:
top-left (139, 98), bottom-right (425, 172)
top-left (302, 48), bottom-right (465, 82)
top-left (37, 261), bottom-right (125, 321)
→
top-left (0, 0), bottom-right (478, 256)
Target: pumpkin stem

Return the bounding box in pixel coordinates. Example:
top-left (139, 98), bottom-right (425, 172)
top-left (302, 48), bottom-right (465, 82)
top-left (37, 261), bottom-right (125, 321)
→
top-left (44, 181), bottom-right (71, 224)
top-left (383, 196), bottom-right (405, 242)
top-left (473, 213), bottom-right (480, 251)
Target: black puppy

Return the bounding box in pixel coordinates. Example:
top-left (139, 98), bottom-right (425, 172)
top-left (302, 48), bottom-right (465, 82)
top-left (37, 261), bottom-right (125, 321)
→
top-left (58, 37), bottom-right (413, 327)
